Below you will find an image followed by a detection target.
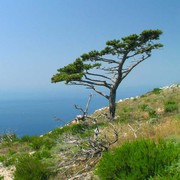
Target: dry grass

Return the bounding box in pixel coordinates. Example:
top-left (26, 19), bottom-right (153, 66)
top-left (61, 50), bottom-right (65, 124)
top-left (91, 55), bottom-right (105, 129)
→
top-left (97, 85), bottom-right (180, 149)
top-left (99, 117), bottom-right (180, 151)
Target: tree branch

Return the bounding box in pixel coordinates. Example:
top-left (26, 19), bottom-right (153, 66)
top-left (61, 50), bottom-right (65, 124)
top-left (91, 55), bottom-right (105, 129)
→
top-left (100, 65), bottom-right (119, 72)
top-left (90, 86), bottom-right (109, 99)
top-left (93, 57), bottom-right (119, 64)
top-left (84, 74), bottom-right (111, 88)
top-left (86, 71), bottom-right (113, 82)
top-left (122, 54), bottom-right (150, 80)
top-left (69, 82), bottom-right (109, 99)
top-left (74, 94), bottom-right (94, 118)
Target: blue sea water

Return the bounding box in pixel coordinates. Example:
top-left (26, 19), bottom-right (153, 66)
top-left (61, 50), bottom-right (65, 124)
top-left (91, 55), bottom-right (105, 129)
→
top-left (0, 86), bottom-right (154, 137)
top-left (0, 96), bottom-right (108, 137)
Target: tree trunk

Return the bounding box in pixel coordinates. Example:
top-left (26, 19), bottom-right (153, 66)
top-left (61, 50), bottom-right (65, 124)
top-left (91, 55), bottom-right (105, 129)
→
top-left (109, 89), bottom-right (116, 119)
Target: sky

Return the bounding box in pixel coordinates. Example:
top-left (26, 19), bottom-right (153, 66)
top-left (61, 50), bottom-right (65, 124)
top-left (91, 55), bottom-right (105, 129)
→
top-left (0, 0), bottom-right (179, 99)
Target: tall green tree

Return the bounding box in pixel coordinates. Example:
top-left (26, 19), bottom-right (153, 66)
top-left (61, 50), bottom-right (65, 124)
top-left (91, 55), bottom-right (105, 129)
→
top-left (52, 30), bottom-right (163, 119)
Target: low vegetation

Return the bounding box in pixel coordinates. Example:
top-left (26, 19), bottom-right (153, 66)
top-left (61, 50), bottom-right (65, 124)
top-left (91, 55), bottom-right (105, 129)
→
top-left (0, 84), bottom-right (179, 179)
top-left (14, 154), bottom-right (55, 180)
top-left (95, 139), bottom-right (179, 179)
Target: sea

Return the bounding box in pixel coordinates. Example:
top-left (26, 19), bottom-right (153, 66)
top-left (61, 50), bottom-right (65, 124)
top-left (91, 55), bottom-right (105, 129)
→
top-left (0, 86), bottom-right (154, 137)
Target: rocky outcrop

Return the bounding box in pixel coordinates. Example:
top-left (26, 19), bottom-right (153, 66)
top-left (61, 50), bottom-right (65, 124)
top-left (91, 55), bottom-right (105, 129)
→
top-left (0, 163), bottom-right (14, 180)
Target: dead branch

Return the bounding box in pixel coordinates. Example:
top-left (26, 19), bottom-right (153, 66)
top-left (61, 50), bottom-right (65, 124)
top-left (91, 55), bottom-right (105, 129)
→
top-left (56, 94), bottom-right (120, 178)
top-left (128, 121), bottom-right (142, 138)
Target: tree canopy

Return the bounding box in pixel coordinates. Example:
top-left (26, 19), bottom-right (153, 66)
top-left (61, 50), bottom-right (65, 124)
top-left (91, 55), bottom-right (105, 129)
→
top-left (52, 29), bottom-right (163, 118)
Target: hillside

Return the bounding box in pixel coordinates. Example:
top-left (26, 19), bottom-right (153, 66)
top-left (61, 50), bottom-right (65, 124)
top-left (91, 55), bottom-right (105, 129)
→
top-left (0, 84), bottom-right (179, 179)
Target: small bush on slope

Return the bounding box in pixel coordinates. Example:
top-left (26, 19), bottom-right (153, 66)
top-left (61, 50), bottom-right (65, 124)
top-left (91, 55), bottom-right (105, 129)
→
top-left (14, 154), bottom-right (55, 180)
top-left (30, 136), bottom-right (55, 150)
top-left (164, 100), bottom-right (178, 113)
top-left (95, 139), bottom-right (179, 180)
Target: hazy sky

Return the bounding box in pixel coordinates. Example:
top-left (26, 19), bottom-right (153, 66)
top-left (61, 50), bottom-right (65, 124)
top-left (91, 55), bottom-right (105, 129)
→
top-left (0, 0), bottom-right (179, 98)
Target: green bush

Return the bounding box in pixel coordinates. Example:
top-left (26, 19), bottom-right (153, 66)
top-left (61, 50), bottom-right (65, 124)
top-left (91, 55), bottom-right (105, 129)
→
top-left (122, 107), bottom-right (133, 113)
top-left (152, 88), bottom-right (162, 94)
top-left (47, 122), bottom-right (104, 139)
top-left (46, 126), bottom-right (73, 139)
top-left (95, 139), bottom-right (179, 180)
top-left (34, 149), bottom-right (52, 160)
top-left (0, 155), bottom-right (5, 162)
top-left (118, 114), bottom-right (132, 123)
top-left (3, 155), bottom-right (17, 167)
top-left (49, 123), bottom-right (91, 138)
top-left (149, 157), bottom-right (180, 179)
top-left (138, 104), bottom-right (149, 111)
top-left (70, 124), bottom-right (88, 135)
top-left (3, 150), bottom-right (19, 166)
top-left (14, 154), bottom-right (53, 180)
top-left (20, 135), bottom-right (34, 143)
top-left (164, 101), bottom-right (178, 113)
top-left (140, 105), bottom-right (158, 119)
top-left (30, 136), bottom-right (55, 150)
top-left (162, 156), bottom-right (180, 179)
top-left (148, 108), bottom-right (158, 118)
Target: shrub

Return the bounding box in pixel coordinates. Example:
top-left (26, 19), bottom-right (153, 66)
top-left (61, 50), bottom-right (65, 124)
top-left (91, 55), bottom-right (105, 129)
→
top-left (162, 156), bottom-right (180, 179)
top-left (20, 135), bottom-right (34, 143)
top-left (95, 139), bottom-right (179, 180)
top-left (152, 88), bottom-right (162, 94)
top-left (30, 136), bottom-right (55, 150)
top-left (138, 104), bottom-right (149, 111)
top-left (30, 136), bottom-right (44, 150)
top-left (147, 108), bottom-right (158, 118)
top-left (47, 126), bottom-right (73, 139)
top-left (164, 101), bottom-right (178, 113)
top-left (122, 107), bottom-right (133, 113)
top-left (34, 149), bottom-right (52, 160)
top-left (140, 105), bottom-right (158, 119)
top-left (47, 122), bottom-right (105, 139)
top-left (70, 124), bottom-right (88, 135)
top-left (14, 154), bottom-right (54, 180)
top-left (116, 113), bottom-right (129, 123)
top-left (3, 155), bottom-right (17, 166)
top-left (3, 150), bottom-right (18, 166)
top-left (0, 156), bottom-right (5, 162)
